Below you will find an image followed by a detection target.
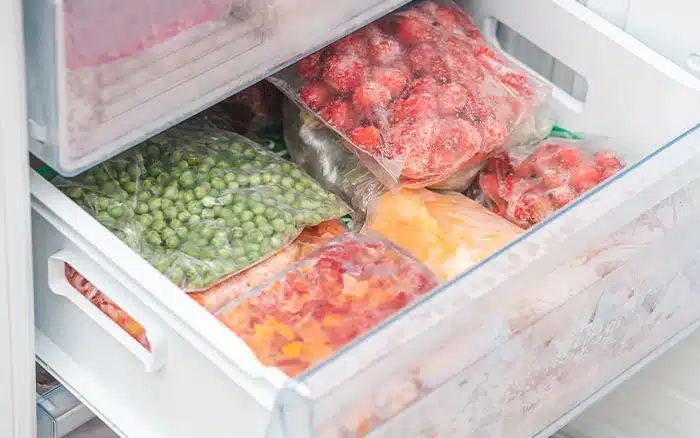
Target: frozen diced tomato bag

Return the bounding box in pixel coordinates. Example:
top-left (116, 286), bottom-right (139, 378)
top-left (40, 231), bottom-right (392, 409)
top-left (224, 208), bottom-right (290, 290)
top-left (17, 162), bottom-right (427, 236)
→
top-left (65, 265), bottom-right (151, 350)
top-left (189, 220), bottom-right (346, 313)
top-left (215, 232), bottom-right (439, 376)
top-left (64, 0), bottom-right (237, 69)
top-left (477, 137), bottom-right (626, 228)
top-left (269, 0), bottom-right (549, 189)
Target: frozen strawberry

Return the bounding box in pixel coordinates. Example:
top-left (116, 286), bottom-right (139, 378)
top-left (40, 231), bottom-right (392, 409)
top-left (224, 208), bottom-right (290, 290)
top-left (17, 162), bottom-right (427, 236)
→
top-left (478, 116), bottom-right (509, 153)
top-left (408, 43), bottom-right (440, 75)
top-left (428, 58), bottom-right (452, 83)
top-left (371, 67), bottom-right (409, 99)
top-left (512, 187), bottom-right (552, 227)
top-left (403, 120), bottom-right (439, 178)
top-left (297, 51), bottom-right (323, 81)
top-left (594, 151), bottom-right (623, 179)
top-left (395, 12), bottom-right (436, 45)
top-left (299, 82), bottom-right (335, 111)
top-left (570, 162), bottom-right (602, 193)
top-left (319, 99), bottom-right (356, 131)
top-left (557, 147), bottom-right (585, 169)
top-left (437, 6), bottom-right (480, 36)
top-left (322, 54), bottom-right (365, 94)
top-left (368, 35), bottom-right (404, 66)
top-left (437, 83), bottom-right (469, 116)
top-left (408, 76), bottom-right (440, 95)
top-left (541, 168), bottom-right (569, 189)
top-left (390, 93), bottom-right (438, 123)
top-left (433, 118), bottom-right (481, 161)
top-left (549, 185), bottom-right (578, 208)
top-left (330, 32), bottom-right (369, 58)
top-left (352, 81), bottom-right (392, 113)
top-left (348, 126), bottom-right (382, 155)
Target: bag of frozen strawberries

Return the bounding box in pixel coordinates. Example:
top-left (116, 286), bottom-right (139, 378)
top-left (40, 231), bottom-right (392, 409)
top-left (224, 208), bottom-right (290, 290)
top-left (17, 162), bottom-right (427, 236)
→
top-left (269, 0), bottom-right (549, 189)
top-left (477, 136), bottom-right (626, 229)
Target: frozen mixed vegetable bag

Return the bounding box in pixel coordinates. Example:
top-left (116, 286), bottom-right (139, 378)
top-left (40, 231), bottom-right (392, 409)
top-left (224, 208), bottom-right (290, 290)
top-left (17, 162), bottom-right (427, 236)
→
top-left (270, 0), bottom-right (549, 189)
top-left (364, 189), bottom-right (523, 281)
top-left (55, 126), bottom-right (349, 291)
top-left (216, 232), bottom-right (439, 377)
top-left (478, 137), bottom-right (626, 228)
top-left (190, 220), bottom-right (347, 313)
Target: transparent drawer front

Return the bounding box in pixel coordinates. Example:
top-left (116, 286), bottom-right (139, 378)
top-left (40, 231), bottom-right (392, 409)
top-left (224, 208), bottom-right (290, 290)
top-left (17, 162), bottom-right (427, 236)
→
top-left (267, 125), bottom-right (700, 438)
top-left (24, 0), bottom-right (409, 176)
top-left (37, 383), bottom-right (95, 438)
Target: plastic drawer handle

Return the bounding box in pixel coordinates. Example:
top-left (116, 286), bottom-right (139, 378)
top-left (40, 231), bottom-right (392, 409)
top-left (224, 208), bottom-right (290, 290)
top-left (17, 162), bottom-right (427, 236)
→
top-left (47, 250), bottom-right (168, 372)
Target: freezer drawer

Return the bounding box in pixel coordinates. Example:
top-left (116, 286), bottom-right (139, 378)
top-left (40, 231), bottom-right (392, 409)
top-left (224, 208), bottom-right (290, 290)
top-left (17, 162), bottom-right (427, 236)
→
top-left (30, 2), bottom-right (700, 438)
top-left (23, 0), bottom-right (410, 176)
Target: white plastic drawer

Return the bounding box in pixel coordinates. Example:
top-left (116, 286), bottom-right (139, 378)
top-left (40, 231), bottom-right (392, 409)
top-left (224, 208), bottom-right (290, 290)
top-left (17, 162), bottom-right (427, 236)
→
top-left (30, 1), bottom-right (700, 438)
top-left (23, 0), bottom-right (410, 176)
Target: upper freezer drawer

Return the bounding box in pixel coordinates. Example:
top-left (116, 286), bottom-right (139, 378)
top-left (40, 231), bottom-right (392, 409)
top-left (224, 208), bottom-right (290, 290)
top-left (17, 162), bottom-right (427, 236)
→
top-left (23, 0), bottom-right (410, 176)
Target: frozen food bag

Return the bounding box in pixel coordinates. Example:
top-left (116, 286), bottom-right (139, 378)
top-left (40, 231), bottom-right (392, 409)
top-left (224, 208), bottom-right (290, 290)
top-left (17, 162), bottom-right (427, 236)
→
top-left (64, 0), bottom-right (241, 69)
top-left (187, 81), bottom-right (285, 135)
top-left (190, 220), bottom-right (347, 313)
top-left (54, 126), bottom-right (349, 291)
top-left (216, 232), bottom-right (439, 377)
top-left (269, 0), bottom-right (549, 189)
top-left (284, 101), bottom-right (386, 218)
top-left (65, 264), bottom-right (151, 350)
top-left (364, 189), bottom-right (523, 281)
top-left (477, 137), bottom-right (626, 228)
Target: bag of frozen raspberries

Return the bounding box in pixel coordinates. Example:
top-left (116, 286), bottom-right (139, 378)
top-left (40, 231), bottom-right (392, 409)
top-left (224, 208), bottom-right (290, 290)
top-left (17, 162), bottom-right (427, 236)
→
top-left (477, 136), bottom-right (627, 229)
top-left (269, 0), bottom-right (549, 189)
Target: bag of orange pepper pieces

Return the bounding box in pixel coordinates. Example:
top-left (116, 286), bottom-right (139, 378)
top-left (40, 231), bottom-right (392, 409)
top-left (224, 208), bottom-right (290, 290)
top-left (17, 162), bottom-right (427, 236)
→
top-left (216, 232), bottom-right (439, 377)
top-left (269, 0), bottom-right (549, 189)
top-left (65, 265), bottom-right (151, 350)
top-left (190, 220), bottom-right (346, 313)
top-left (478, 137), bottom-right (626, 228)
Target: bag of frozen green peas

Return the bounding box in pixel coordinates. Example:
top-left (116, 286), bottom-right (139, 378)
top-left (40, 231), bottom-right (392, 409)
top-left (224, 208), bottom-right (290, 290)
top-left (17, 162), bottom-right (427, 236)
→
top-left (53, 126), bottom-right (350, 291)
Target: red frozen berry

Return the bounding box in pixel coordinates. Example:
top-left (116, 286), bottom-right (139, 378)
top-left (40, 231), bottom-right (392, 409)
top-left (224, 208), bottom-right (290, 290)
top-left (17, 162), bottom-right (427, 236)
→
top-left (348, 126), bottom-right (382, 155)
top-left (478, 117), bottom-right (509, 153)
top-left (557, 146), bottom-right (586, 169)
top-left (390, 93), bottom-right (438, 123)
top-left (402, 119), bottom-right (439, 178)
top-left (297, 51), bottom-right (323, 81)
top-left (330, 32), bottom-right (369, 58)
top-left (319, 99), bottom-right (356, 131)
top-left (512, 187), bottom-right (552, 227)
top-left (299, 82), bottom-right (335, 111)
top-left (472, 44), bottom-right (506, 73)
top-left (541, 168), bottom-right (569, 189)
top-left (408, 76), bottom-right (440, 95)
top-left (371, 67), bottom-right (409, 99)
top-left (408, 43), bottom-right (440, 75)
top-left (549, 185), bottom-right (578, 208)
top-left (368, 35), bottom-right (404, 66)
top-left (437, 83), bottom-right (469, 116)
top-left (570, 162), bottom-right (602, 193)
top-left (322, 55), bottom-right (365, 94)
top-left (433, 118), bottom-right (481, 162)
top-left (395, 13), bottom-right (435, 45)
top-left (594, 151), bottom-right (623, 179)
top-left (352, 81), bottom-right (392, 113)
top-left (438, 6), bottom-right (482, 39)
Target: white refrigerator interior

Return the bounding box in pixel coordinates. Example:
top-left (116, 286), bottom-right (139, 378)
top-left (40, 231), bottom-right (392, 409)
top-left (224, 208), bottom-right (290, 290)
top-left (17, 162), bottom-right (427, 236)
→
top-left (0, 0), bottom-right (38, 437)
top-left (12, 0), bottom-right (700, 437)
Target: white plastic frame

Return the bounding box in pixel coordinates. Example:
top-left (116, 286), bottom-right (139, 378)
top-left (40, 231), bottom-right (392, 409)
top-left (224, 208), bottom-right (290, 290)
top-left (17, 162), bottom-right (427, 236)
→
top-left (47, 250), bottom-right (168, 373)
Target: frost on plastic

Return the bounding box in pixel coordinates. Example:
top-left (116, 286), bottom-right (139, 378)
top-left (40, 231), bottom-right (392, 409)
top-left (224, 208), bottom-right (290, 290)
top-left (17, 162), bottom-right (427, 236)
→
top-left (65, 264), bottom-right (151, 350)
top-left (364, 189), bottom-right (523, 281)
top-left (478, 137), bottom-right (626, 228)
top-left (216, 232), bottom-right (439, 377)
top-left (270, 0), bottom-right (549, 189)
top-left (64, 0), bottom-right (240, 69)
top-left (54, 127), bottom-right (349, 291)
top-left (190, 220), bottom-right (346, 313)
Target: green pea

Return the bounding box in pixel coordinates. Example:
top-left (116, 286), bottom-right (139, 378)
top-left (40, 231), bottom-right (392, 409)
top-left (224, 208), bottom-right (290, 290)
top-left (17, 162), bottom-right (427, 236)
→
top-left (66, 187), bottom-right (85, 199)
top-left (240, 210), bottom-right (254, 221)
